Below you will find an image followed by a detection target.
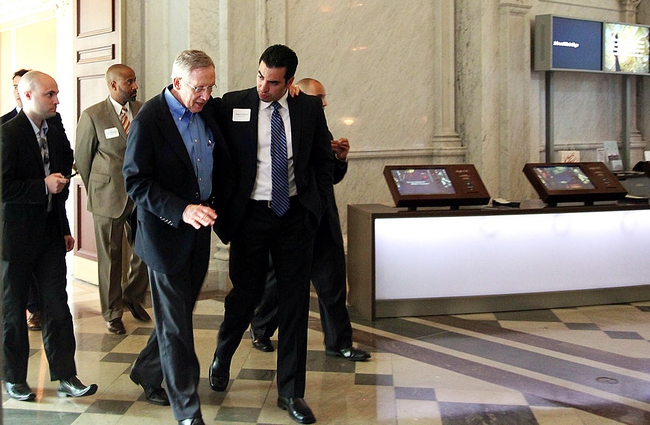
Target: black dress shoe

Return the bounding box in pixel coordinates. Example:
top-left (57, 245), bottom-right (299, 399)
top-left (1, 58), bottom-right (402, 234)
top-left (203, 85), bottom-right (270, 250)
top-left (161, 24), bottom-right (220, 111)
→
top-left (326, 346), bottom-right (371, 361)
top-left (107, 318), bottom-right (126, 334)
top-left (57, 376), bottom-right (98, 397)
top-left (250, 329), bottom-right (274, 352)
top-left (124, 301), bottom-right (151, 322)
top-left (277, 396), bottom-right (316, 424)
top-left (208, 355), bottom-right (229, 391)
top-left (5, 382), bottom-right (36, 401)
top-left (178, 418), bottom-right (205, 425)
top-left (27, 311), bottom-right (42, 331)
top-left (130, 368), bottom-right (170, 406)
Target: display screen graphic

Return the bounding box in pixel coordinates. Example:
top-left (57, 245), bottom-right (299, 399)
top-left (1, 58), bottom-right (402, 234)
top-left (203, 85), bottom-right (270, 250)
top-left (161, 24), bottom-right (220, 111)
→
top-left (603, 23), bottom-right (650, 73)
top-left (391, 168), bottom-right (456, 195)
top-left (532, 166), bottom-right (596, 191)
top-left (552, 17), bottom-right (603, 71)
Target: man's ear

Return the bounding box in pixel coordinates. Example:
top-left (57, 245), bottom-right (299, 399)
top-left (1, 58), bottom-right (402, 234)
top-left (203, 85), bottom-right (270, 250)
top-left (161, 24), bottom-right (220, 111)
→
top-left (172, 77), bottom-right (182, 90)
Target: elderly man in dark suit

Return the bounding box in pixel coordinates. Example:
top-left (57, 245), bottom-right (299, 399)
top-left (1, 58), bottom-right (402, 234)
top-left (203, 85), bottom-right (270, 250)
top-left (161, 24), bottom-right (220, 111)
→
top-left (209, 44), bottom-right (333, 424)
top-left (76, 64), bottom-right (151, 336)
top-left (123, 50), bottom-right (232, 425)
top-left (1, 70), bottom-right (97, 401)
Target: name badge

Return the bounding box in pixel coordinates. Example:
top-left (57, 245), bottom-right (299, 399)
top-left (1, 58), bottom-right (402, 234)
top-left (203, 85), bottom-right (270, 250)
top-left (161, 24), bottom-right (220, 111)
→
top-left (104, 127), bottom-right (119, 139)
top-left (232, 108), bottom-right (251, 122)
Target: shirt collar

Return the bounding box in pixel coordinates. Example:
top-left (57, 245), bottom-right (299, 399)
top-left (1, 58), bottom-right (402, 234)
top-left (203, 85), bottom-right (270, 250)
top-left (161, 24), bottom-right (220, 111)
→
top-left (260, 89), bottom-right (289, 111)
top-left (25, 114), bottom-right (49, 139)
top-left (164, 86), bottom-right (193, 120)
top-left (108, 95), bottom-right (127, 116)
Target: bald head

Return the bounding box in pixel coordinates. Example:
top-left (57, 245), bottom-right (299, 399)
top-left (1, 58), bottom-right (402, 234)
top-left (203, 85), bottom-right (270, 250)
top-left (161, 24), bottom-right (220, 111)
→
top-left (296, 78), bottom-right (327, 108)
top-left (18, 71), bottom-right (59, 127)
top-left (106, 64), bottom-right (138, 105)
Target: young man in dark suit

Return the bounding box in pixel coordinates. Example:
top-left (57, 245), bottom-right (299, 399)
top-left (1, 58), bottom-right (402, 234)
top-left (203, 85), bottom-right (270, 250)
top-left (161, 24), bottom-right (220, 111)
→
top-left (249, 78), bottom-right (370, 362)
top-left (209, 44), bottom-right (333, 424)
top-left (123, 50), bottom-right (232, 425)
top-left (1, 71), bottom-right (97, 401)
top-left (1, 68), bottom-right (45, 332)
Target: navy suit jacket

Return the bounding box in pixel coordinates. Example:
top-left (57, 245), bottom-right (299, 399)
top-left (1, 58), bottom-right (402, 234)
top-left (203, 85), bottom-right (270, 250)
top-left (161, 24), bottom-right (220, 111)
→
top-left (217, 88), bottom-right (333, 237)
top-left (1, 108), bottom-right (18, 124)
top-left (1, 110), bottom-right (73, 261)
top-left (123, 87), bottom-right (233, 274)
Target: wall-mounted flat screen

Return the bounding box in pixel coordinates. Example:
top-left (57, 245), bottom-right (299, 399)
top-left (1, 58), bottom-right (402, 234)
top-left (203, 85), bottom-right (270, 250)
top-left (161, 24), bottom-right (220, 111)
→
top-left (384, 164), bottom-right (490, 210)
top-left (535, 15), bottom-right (603, 71)
top-left (603, 22), bottom-right (650, 73)
top-left (523, 162), bottom-right (627, 206)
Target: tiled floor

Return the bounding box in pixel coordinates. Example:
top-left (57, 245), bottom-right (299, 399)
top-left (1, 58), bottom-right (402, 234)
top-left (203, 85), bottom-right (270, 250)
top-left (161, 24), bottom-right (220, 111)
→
top-left (3, 277), bottom-right (650, 424)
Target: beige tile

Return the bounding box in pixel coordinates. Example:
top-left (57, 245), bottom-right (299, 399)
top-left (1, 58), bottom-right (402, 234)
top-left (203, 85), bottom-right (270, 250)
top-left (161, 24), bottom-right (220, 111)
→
top-left (395, 399), bottom-right (442, 425)
top-left (435, 388), bottom-right (528, 405)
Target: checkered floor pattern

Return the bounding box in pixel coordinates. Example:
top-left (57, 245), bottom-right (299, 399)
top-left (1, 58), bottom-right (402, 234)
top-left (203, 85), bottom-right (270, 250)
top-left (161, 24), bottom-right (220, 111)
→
top-left (3, 279), bottom-right (650, 424)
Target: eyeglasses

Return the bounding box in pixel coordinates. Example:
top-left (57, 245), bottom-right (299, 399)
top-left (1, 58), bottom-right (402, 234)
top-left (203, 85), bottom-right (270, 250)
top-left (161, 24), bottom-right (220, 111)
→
top-left (182, 80), bottom-right (217, 94)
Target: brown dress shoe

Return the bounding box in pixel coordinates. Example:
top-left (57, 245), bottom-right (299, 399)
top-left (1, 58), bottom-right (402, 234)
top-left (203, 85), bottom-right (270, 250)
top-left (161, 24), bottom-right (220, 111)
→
top-left (107, 318), bottom-right (126, 334)
top-left (27, 311), bottom-right (42, 331)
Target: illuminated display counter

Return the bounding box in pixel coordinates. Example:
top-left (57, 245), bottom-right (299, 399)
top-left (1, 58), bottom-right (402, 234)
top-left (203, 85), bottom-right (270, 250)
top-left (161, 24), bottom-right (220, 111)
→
top-left (347, 202), bottom-right (650, 320)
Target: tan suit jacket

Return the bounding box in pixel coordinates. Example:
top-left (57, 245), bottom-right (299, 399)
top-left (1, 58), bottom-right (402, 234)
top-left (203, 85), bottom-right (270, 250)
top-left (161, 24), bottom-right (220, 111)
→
top-left (75, 97), bottom-right (143, 218)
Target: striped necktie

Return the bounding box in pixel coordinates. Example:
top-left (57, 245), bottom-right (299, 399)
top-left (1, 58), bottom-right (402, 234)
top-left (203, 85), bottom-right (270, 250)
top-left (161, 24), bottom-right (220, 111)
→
top-left (270, 101), bottom-right (290, 216)
top-left (120, 106), bottom-right (130, 135)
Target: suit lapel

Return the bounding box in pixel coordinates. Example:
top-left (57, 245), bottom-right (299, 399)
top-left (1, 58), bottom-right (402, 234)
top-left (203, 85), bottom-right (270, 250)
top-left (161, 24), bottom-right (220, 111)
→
top-left (155, 90), bottom-right (195, 172)
top-left (287, 94), bottom-right (301, 166)
top-left (103, 97), bottom-right (126, 139)
top-left (16, 112), bottom-right (47, 176)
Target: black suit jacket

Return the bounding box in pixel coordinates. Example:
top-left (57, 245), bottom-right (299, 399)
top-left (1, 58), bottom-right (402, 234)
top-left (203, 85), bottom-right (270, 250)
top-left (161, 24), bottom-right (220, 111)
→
top-left (123, 86), bottom-right (233, 275)
top-left (1, 108), bottom-right (18, 124)
top-left (1, 110), bottom-right (73, 261)
top-left (217, 88), bottom-right (333, 237)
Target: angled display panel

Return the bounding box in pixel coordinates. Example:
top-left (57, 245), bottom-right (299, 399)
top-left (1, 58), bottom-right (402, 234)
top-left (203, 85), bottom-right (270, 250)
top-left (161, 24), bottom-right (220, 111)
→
top-left (523, 162), bottom-right (627, 206)
top-left (534, 15), bottom-right (603, 72)
top-left (384, 164), bottom-right (490, 209)
top-left (603, 22), bottom-right (650, 74)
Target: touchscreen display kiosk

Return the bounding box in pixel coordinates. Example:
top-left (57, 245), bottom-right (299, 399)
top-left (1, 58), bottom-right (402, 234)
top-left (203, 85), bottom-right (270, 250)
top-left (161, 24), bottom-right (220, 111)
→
top-left (384, 164), bottom-right (491, 209)
top-left (523, 162), bottom-right (627, 205)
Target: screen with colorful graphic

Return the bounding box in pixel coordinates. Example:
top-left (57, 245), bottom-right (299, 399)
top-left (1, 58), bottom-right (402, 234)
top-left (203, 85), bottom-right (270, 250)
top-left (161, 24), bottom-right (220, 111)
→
top-left (603, 23), bottom-right (650, 73)
top-left (390, 168), bottom-right (457, 196)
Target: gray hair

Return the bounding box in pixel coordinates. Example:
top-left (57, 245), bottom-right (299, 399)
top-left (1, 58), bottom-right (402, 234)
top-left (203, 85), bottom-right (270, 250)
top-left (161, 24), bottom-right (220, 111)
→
top-left (171, 50), bottom-right (214, 81)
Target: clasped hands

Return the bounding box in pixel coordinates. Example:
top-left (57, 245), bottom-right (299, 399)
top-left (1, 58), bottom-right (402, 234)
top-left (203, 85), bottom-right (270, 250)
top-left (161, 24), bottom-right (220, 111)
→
top-left (183, 204), bottom-right (217, 229)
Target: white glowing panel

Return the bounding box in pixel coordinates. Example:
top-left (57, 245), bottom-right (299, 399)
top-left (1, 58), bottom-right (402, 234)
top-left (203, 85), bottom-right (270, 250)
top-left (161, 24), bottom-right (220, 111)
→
top-left (374, 209), bottom-right (650, 300)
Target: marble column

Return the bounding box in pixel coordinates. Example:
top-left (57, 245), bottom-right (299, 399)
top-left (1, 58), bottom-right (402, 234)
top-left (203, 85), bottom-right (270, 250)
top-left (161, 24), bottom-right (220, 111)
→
top-left (618, 0), bottom-right (647, 166)
top-left (498, 0), bottom-right (533, 199)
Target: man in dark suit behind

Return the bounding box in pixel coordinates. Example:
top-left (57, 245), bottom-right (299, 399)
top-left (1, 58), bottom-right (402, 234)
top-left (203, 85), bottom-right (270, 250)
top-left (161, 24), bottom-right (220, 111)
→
top-left (123, 50), bottom-right (232, 425)
top-left (1, 71), bottom-right (97, 401)
top-left (209, 44), bottom-right (333, 424)
top-left (1, 69), bottom-right (29, 124)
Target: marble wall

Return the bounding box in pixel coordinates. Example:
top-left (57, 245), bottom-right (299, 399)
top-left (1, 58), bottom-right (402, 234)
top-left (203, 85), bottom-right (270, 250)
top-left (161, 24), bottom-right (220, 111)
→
top-left (121, 0), bottom-right (649, 289)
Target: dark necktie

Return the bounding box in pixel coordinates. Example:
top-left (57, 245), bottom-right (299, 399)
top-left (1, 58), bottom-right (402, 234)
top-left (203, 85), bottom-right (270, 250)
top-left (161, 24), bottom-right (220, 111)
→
top-left (270, 101), bottom-right (290, 216)
top-left (39, 136), bottom-right (52, 211)
top-left (120, 106), bottom-right (130, 135)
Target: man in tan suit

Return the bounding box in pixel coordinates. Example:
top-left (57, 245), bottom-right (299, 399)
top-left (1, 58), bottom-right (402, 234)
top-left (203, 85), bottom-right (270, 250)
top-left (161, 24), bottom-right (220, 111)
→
top-left (75, 64), bottom-right (151, 335)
